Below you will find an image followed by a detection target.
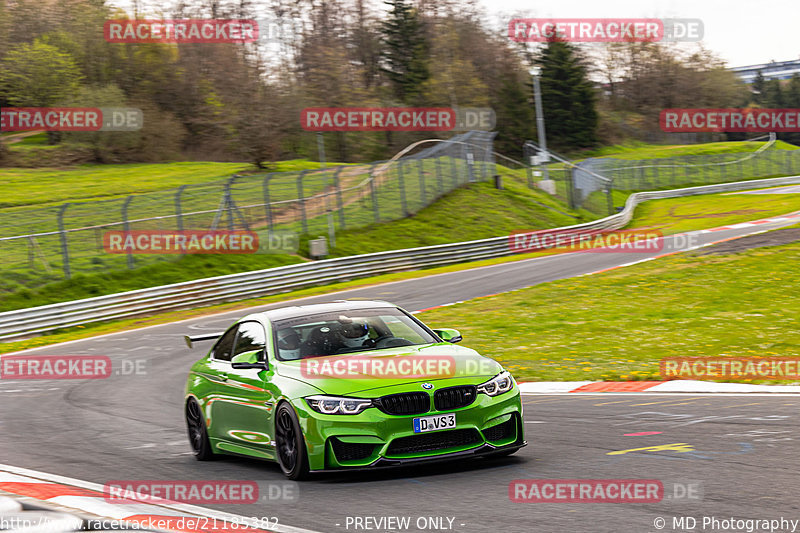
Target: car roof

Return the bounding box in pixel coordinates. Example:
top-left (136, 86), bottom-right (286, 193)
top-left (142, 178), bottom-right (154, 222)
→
top-left (251, 300), bottom-right (398, 323)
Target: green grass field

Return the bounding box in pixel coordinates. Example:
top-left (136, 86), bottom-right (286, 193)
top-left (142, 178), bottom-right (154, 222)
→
top-left (0, 167), bottom-right (584, 311)
top-left (580, 140), bottom-right (800, 159)
top-left (325, 165), bottom-right (589, 257)
top-left (0, 160), bottom-right (342, 210)
top-left (629, 190), bottom-right (800, 234)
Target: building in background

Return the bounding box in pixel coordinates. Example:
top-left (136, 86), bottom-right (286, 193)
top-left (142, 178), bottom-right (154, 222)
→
top-left (730, 59), bottom-right (800, 83)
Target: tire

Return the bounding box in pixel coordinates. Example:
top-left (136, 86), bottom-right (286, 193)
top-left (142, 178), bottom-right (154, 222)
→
top-left (186, 398), bottom-right (215, 461)
top-left (274, 403), bottom-right (310, 480)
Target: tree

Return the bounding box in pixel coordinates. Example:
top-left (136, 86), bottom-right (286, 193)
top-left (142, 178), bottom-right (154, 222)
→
top-left (380, 0), bottom-right (430, 104)
top-left (0, 40), bottom-right (82, 144)
top-left (0, 0), bottom-right (9, 61)
top-left (752, 70), bottom-right (766, 105)
top-left (417, 20), bottom-right (489, 107)
top-left (536, 40), bottom-right (598, 150)
top-left (493, 68), bottom-right (534, 155)
top-left (763, 79), bottom-right (784, 107)
top-left (787, 74), bottom-right (800, 107)
top-left (591, 42), bottom-right (748, 142)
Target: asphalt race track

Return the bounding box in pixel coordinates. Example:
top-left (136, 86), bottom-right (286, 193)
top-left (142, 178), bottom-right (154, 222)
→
top-left (2, 218), bottom-right (800, 533)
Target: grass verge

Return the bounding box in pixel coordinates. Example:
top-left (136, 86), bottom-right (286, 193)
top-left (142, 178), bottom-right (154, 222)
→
top-left (327, 177), bottom-right (587, 257)
top-left (628, 189), bottom-right (800, 234)
top-left (417, 239), bottom-right (800, 383)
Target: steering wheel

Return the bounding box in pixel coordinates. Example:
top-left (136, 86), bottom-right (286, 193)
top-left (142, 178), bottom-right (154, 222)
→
top-left (373, 336), bottom-right (415, 349)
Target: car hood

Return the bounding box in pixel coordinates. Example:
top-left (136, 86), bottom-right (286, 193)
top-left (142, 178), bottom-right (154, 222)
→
top-left (276, 342), bottom-right (503, 396)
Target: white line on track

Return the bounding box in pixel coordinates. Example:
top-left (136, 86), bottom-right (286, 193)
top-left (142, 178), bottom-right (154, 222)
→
top-left (0, 463), bottom-right (324, 533)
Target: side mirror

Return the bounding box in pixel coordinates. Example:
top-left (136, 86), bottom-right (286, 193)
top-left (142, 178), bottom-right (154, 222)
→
top-left (433, 328), bottom-right (462, 343)
top-left (231, 349), bottom-right (268, 370)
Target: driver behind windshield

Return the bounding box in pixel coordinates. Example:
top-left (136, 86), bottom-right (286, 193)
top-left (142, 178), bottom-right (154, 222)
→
top-left (335, 321), bottom-right (372, 351)
top-left (276, 327), bottom-right (303, 360)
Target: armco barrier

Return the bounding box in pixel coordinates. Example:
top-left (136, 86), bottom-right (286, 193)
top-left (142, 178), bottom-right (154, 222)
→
top-left (1, 175), bottom-right (799, 341)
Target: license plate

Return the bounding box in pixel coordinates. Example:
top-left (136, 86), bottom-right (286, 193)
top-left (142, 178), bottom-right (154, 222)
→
top-left (413, 413), bottom-right (456, 433)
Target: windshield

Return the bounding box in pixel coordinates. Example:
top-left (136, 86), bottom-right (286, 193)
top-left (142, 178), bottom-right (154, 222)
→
top-left (272, 307), bottom-right (437, 360)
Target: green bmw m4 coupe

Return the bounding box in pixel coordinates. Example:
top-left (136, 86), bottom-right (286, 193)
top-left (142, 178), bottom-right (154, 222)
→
top-left (184, 300), bottom-right (525, 479)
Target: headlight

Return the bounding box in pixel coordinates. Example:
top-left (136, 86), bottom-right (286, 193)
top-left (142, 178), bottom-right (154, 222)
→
top-left (476, 371), bottom-right (514, 397)
top-left (305, 395), bottom-right (373, 415)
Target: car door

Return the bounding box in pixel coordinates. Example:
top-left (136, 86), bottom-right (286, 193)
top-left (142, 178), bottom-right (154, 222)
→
top-left (204, 324), bottom-right (238, 443)
top-left (212, 321), bottom-right (276, 456)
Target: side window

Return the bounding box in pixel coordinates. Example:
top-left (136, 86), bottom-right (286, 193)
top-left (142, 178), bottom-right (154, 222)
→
top-left (234, 321), bottom-right (267, 359)
top-left (211, 326), bottom-right (238, 362)
top-left (383, 316), bottom-right (422, 342)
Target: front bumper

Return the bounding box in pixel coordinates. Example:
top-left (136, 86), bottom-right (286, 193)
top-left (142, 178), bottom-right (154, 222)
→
top-left (292, 384), bottom-right (525, 472)
top-left (311, 440), bottom-right (527, 473)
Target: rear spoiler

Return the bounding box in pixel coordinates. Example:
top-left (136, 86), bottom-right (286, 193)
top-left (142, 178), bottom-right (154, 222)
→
top-left (184, 332), bottom-right (224, 349)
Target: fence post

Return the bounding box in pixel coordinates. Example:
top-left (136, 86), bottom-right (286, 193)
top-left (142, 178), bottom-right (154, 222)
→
top-left (483, 146), bottom-right (491, 180)
top-left (465, 147), bottom-right (476, 182)
top-left (450, 152), bottom-right (458, 187)
top-left (175, 185), bottom-right (187, 232)
top-left (57, 203), bottom-right (71, 279)
top-left (263, 173), bottom-right (273, 231)
top-left (226, 176), bottom-right (239, 230)
top-left (333, 167), bottom-right (345, 230)
top-left (651, 159), bottom-right (658, 188)
top-left (417, 159), bottom-right (427, 207)
top-left (297, 170), bottom-right (308, 234)
top-left (435, 157), bottom-right (445, 196)
top-left (398, 160), bottom-right (409, 216)
top-left (369, 162), bottom-right (380, 223)
top-left (638, 161), bottom-right (645, 190)
top-left (122, 196), bottom-right (134, 270)
top-left (27, 236), bottom-right (34, 267)
top-left (606, 183), bottom-right (613, 216)
top-left (670, 161), bottom-right (676, 187)
top-left (567, 168), bottom-right (576, 209)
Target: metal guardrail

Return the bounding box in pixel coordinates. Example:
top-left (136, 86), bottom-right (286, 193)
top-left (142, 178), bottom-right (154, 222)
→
top-left (2, 175), bottom-right (800, 341)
